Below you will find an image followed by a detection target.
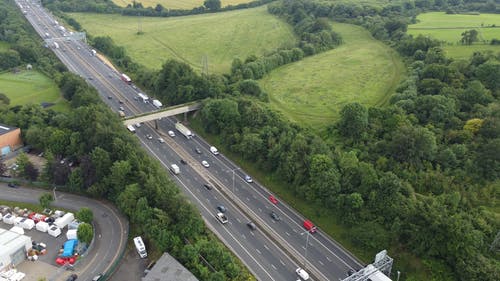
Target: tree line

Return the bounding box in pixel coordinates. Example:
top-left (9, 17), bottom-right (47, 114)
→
top-left (0, 1), bottom-right (251, 280)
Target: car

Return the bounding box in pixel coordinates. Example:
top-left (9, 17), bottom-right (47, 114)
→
top-left (269, 195), bottom-right (278, 204)
top-left (107, 96), bottom-right (112, 99)
top-left (158, 137), bottom-right (165, 143)
top-left (7, 183), bottom-right (18, 188)
top-left (194, 147), bottom-right (202, 154)
top-left (133, 96), bottom-right (139, 101)
top-left (168, 130), bottom-right (175, 137)
top-left (247, 221), bottom-right (256, 231)
top-left (210, 146), bottom-right (219, 155)
top-left (296, 268), bottom-right (309, 280)
top-left (270, 212), bottom-right (280, 221)
top-left (119, 106), bottom-right (124, 111)
top-left (135, 123), bottom-right (141, 128)
top-left (92, 274), bottom-right (103, 281)
top-left (217, 205), bottom-right (226, 213)
top-left (119, 100), bottom-right (124, 104)
top-left (347, 269), bottom-right (355, 276)
top-left (244, 175), bottom-right (253, 183)
top-left (180, 159), bottom-right (187, 165)
top-left (65, 274), bottom-right (78, 281)
top-left (203, 184), bottom-right (212, 190)
top-left (201, 160), bottom-right (209, 168)
top-left (145, 134), bottom-right (152, 140)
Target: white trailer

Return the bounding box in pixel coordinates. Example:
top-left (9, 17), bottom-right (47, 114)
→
top-left (175, 122), bottom-right (193, 139)
top-left (66, 229), bottom-right (78, 240)
top-left (127, 125), bottom-right (136, 133)
top-left (48, 225), bottom-right (61, 237)
top-left (53, 42), bottom-right (59, 49)
top-left (54, 212), bottom-right (74, 229)
top-left (152, 99), bottom-right (162, 108)
top-left (138, 93), bottom-right (149, 103)
top-left (21, 218), bottom-right (35, 230)
top-left (36, 221), bottom-right (49, 232)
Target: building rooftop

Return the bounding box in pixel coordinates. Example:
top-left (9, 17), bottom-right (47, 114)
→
top-left (0, 227), bottom-right (32, 256)
top-left (0, 124), bottom-right (18, 136)
top-left (142, 252), bottom-right (199, 281)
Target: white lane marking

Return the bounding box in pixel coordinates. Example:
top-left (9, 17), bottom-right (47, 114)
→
top-left (264, 244), bottom-right (269, 250)
top-left (256, 249), bottom-right (261, 254)
top-left (285, 232), bottom-right (290, 236)
top-left (327, 256), bottom-right (332, 262)
top-left (271, 264), bottom-right (277, 270)
top-left (318, 260), bottom-right (324, 266)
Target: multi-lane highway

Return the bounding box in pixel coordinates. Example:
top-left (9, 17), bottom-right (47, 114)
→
top-left (17, 1), bottom-right (365, 280)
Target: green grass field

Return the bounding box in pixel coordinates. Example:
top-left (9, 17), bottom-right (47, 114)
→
top-left (113, 0), bottom-right (252, 9)
top-left (259, 22), bottom-right (405, 131)
top-left (0, 70), bottom-right (68, 111)
top-left (408, 12), bottom-right (500, 59)
top-left (71, 6), bottom-right (296, 73)
top-left (0, 41), bottom-right (9, 51)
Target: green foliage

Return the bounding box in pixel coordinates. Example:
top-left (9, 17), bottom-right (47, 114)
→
top-left (76, 207), bottom-right (94, 224)
top-left (204, 0), bottom-right (221, 11)
top-left (39, 193), bottom-right (54, 209)
top-left (338, 103), bottom-right (369, 138)
top-left (77, 223), bottom-right (93, 244)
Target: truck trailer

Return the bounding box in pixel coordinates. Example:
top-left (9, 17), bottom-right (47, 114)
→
top-left (175, 122), bottom-right (193, 139)
top-left (127, 125), bottom-right (136, 133)
top-left (138, 93), bottom-right (149, 103)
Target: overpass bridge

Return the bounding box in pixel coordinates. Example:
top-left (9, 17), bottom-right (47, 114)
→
top-left (123, 101), bottom-right (202, 126)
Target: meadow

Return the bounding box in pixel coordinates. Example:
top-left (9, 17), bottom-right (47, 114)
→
top-left (113, 0), bottom-right (257, 10)
top-left (70, 6), bottom-right (296, 73)
top-left (0, 70), bottom-right (68, 111)
top-left (408, 12), bottom-right (500, 59)
top-left (259, 22), bottom-right (405, 131)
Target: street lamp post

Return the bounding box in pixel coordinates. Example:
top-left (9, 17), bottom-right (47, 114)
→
top-left (230, 168), bottom-right (240, 194)
top-left (300, 230), bottom-right (311, 270)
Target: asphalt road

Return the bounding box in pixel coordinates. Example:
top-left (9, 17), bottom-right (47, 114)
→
top-left (18, 1), bottom-right (366, 280)
top-left (0, 184), bottom-right (129, 281)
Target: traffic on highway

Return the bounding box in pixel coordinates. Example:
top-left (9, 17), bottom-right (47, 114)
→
top-left (18, 1), bottom-right (365, 280)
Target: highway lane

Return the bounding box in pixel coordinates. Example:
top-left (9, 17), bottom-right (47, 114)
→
top-left (19, 1), bottom-right (366, 280)
top-left (0, 184), bottom-right (129, 281)
top-left (19, 2), bottom-right (309, 280)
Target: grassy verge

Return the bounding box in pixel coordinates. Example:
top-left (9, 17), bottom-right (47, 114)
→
top-left (0, 70), bottom-right (69, 112)
top-left (112, 0), bottom-right (253, 9)
top-left (408, 12), bottom-right (500, 59)
top-left (259, 22), bottom-right (405, 133)
top-left (70, 6), bottom-right (296, 74)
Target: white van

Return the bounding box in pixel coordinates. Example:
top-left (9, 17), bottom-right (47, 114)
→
top-left (133, 236), bottom-right (147, 258)
top-left (210, 146), bottom-right (219, 155)
top-left (296, 268), bottom-right (310, 280)
top-left (170, 164), bottom-right (180, 175)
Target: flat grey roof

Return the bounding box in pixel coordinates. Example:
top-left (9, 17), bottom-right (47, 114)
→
top-left (142, 252), bottom-right (199, 281)
top-left (0, 124), bottom-right (18, 136)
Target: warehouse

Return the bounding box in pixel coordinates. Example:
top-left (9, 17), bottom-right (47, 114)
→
top-left (0, 124), bottom-right (22, 157)
top-left (0, 228), bottom-right (32, 272)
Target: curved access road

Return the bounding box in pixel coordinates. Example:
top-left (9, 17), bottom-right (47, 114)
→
top-left (0, 184), bottom-right (129, 280)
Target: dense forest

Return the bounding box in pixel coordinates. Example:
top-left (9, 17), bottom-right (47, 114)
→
top-left (1, 0), bottom-right (499, 280)
top-left (0, 1), bottom-right (251, 281)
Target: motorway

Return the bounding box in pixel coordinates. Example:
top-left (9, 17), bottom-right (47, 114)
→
top-left (0, 184), bottom-right (129, 281)
top-left (17, 1), bottom-right (365, 280)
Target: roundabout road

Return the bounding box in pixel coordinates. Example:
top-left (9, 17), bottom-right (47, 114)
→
top-left (0, 184), bottom-right (129, 280)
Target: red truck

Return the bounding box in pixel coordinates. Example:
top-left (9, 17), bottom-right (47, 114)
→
top-left (303, 220), bottom-right (317, 233)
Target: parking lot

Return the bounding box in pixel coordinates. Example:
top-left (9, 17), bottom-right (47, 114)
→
top-left (1, 215), bottom-right (82, 281)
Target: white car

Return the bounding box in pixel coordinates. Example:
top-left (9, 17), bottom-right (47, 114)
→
top-left (244, 175), bottom-right (253, 183)
top-left (210, 146), bottom-right (219, 155)
top-left (201, 160), bottom-right (210, 168)
top-left (168, 130), bottom-right (175, 137)
top-left (296, 268), bottom-right (310, 280)
top-left (158, 137), bottom-right (164, 143)
top-left (135, 123), bottom-right (141, 128)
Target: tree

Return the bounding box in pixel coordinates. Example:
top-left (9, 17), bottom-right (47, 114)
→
top-left (337, 102), bottom-right (368, 138)
top-left (204, 0), bottom-right (221, 11)
top-left (0, 158), bottom-right (6, 176)
top-left (76, 207), bottom-right (93, 224)
top-left (461, 29), bottom-right (479, 45)
top-left (39, 193), bottom-right (54, 209)
top-left (77, 223), bottom-right (93, 244)
top-left (0, 93), bottom-right (10, 105)
top-left (24, 162), bottom-right (39, 181)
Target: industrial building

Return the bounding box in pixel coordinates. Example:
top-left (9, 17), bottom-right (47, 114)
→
top-left (142, 252), bottom-right (198, 281)
top-left (0, 124), bottom-right (22, 157)
top-left (0, 227), bottom-right (32, 272)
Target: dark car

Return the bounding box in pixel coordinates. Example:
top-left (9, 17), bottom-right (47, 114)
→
top-left (217, 205), bottom-right (226, 213)
top-left (66, 274), bottom-right (78, 281)
top-left (107, 95), bottom-right (112, 99)
top-left (247, 222), bottom-right (256, 230)
top-left (180, 159), bottom-right (188, 165)
top-left (270, 212), bottom-right (280, 221)
top-left (7, 183), bottom-right (18, 188)
top-left (203, 184), bottom-right (212, 190)
top-left (119, 100), bottom-right (124, 104)
top-left (347, 269), bottom-right (355, 276)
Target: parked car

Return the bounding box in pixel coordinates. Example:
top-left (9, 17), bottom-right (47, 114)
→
top-left (201, 160), bottom-right (210, 168)
top-left (7, 183), bottom-right (18, 188)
